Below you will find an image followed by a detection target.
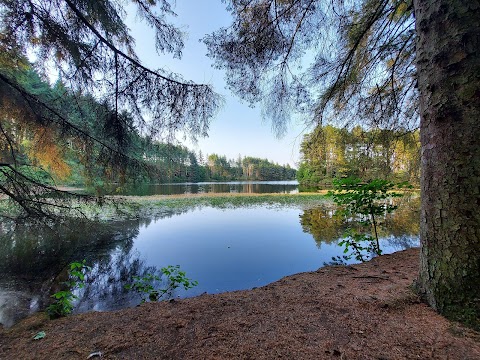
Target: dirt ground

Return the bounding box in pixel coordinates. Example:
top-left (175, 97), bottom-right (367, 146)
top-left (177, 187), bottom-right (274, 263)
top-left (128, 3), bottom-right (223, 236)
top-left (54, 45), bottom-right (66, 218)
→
top-left (1, 248), bottom-right (479, 359)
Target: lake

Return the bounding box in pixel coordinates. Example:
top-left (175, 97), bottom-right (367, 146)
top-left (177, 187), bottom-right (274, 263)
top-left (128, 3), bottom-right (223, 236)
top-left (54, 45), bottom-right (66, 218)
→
top-left (108, 180), bottom-right (299, 196)
top-left (0, 194), bottom-right (419, 328)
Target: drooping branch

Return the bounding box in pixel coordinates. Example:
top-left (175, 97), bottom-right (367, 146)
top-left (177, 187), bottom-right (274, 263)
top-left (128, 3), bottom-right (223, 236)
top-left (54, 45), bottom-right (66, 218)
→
top-left (0, 72), bottom-right (143, 169)
top-left (0, 0), bottom-right (223, 220)
top-left (63, 0), bottom-right (201, 88)
top-left (205, 0), bottom-right (417, 132)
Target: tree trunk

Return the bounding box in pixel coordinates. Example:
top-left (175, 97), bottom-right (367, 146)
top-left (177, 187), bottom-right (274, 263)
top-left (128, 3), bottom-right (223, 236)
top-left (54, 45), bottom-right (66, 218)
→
top-left (414, 0), bottom-right (480, 327)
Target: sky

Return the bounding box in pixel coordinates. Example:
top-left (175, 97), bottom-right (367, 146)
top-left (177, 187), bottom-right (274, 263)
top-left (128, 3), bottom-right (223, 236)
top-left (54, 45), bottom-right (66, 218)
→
top-left (126, 1), bottom-right (309, 168)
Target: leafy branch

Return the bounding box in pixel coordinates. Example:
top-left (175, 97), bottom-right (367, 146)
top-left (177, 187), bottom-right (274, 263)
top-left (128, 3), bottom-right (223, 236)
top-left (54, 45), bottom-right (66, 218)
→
top-left (329, 177), bottom-right (411, 262)
top-left (125, 265), bottom-right (198, 304)
top-left (46, 259), bottom-right (91, 318)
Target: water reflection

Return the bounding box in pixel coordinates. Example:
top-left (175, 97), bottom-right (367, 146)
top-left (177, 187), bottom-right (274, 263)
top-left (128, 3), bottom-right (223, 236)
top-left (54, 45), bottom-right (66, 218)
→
top-left (74, 248), bottom-right (172, 313)
top-left (0, 210), bottom-right (189, 327)
top-left (0, 196), bottom-right (419, 327)
top-left (109, 181), bottom-right (299, 196)
top-left (300, 206), bottom-right (343, 245)
top-left (383, 195), bottom-right (420, 237)
top-left (300, 195), bottom-right (420, 253)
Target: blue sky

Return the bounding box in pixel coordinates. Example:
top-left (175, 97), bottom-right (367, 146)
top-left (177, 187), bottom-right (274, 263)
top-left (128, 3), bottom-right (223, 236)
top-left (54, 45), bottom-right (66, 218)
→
top-left (126, 1), bottom-right (309, 167)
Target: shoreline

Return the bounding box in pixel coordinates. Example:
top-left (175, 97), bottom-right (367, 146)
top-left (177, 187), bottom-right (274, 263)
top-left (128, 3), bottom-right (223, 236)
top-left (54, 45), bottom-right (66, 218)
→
top-left (1, 248), bottom-right (479, 359)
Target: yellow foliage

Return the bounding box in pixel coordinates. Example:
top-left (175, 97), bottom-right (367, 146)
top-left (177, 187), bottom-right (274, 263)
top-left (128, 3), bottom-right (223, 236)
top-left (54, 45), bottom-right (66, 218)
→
top-left (27, 128), bottom-right (71, 180)
top-left (2, 93), bottom-right (70, 181)
top-left (396, 2), bottom-right (409, 15)
top-left (389, 1), bottom-right (410, 21)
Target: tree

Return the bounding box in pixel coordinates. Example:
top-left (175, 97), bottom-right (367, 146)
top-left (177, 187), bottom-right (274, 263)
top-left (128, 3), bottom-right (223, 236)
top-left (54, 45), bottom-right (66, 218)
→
top-left (205, 0), bottom-right (479, 326)
top-left (414, 0), bottom-right (480, 327)
top-left (0, 0), bottom-right (221, 218)
top-left (205, 0), bottom-right (417, 134)
top-left (297, 125), bottom-right (420, 185)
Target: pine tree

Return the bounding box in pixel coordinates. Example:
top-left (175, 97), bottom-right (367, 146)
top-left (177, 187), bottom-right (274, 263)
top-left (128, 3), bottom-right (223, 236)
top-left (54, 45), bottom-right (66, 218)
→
top-left (0, 0), bottom-right (221, 219)
top-left (205, 0), bottom-right (479, 327)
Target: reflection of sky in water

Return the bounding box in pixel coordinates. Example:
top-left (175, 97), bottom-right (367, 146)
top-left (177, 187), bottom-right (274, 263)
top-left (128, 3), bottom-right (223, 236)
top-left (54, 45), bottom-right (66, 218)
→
top-left (0, 201), bottom-right (419, 327)
top-left (131, 206), bottom-right (418, 296)
top-left (134, 207), bottom-right (342, 295)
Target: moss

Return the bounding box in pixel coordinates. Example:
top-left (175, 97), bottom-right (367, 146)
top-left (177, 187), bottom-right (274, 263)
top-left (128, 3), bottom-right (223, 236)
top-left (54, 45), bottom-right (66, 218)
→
top-left (443, 303), bottom-right (480, 332)
top-left (413, 279), bottom-right (480, 331)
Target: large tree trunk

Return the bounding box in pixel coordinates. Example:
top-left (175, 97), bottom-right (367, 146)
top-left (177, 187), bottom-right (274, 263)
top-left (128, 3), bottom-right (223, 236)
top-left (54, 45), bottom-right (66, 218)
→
top-left (414, 0), bottom-right (480, 327)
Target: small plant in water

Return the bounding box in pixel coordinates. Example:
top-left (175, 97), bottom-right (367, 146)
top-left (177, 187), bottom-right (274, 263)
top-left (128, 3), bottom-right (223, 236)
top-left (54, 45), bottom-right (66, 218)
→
top-left (329, 178), bottom-right (410, 263)
top-left (125, 265), bottom-right (198, 304)
top-left (46, 259), bottom-right (91, 319)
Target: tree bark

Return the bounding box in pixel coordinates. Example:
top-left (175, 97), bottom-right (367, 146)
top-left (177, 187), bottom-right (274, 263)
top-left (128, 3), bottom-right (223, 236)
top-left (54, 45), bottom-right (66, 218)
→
top-left (414, 0), bottom-right (480, 327)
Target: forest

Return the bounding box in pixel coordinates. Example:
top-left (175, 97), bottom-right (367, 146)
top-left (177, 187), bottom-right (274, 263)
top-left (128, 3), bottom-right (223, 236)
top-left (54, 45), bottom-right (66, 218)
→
top-left (297, 125), bottom-right (419, 186)
top-left (0, 66), bottom-right (295, 194)
top-left (0, 0), bottom-right (478, 356)
top-left (143, 149), bottom-right (296, 183)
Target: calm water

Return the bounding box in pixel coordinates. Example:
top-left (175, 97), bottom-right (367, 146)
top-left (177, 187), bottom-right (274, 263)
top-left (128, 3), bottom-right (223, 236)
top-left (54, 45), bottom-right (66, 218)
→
top-left (108, 180), bottom-right (299, 196)
top-left (0, 197), bottom-right (419, 327)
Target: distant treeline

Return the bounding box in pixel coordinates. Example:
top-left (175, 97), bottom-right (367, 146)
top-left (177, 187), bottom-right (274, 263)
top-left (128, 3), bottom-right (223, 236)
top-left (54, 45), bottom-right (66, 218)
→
top-left (0, 67), bottom-right (295, 190)
top-left (297, 125), bottom-right (420, 186)
top-left (144, 144), bottom-right (296, 183)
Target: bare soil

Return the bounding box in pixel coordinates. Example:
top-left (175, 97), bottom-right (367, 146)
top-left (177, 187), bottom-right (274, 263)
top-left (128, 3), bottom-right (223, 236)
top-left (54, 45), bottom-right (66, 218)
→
top-left (1, 248), bottom-right (479, 359)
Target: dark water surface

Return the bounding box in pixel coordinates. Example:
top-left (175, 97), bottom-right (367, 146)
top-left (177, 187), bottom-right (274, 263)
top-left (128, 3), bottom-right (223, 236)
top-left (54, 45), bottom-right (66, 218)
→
top-left (109, 180), bottom-right (299, 196)
top-left (0, 197), bottom-right (419, 327)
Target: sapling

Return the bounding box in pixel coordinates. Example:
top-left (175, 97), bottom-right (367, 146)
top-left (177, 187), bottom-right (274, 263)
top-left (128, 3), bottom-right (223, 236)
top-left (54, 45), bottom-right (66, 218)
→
top-left (330, 178), bottom-right (410, 262)
top-left (46, 259), bottom-right (91, 318)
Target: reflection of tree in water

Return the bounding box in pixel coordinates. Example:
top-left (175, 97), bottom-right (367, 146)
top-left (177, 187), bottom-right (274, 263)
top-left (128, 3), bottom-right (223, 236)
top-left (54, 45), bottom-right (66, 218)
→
top-left (0, 218), bottom-right (140, 327)
top-left (381, 195), bottom-right (420, 251)
top-left (0, 218), bottom-right (138, 279)
top-left (300, 205), bottom-right (343, 245)
top-left (300, 195), bottom-right (420, 249)
top-left (383, 195), bottom-right (420, 237)
top-left (74, 248), bottom-right (168, 313)
top-left (0, 207), bottom-right (192, 327)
